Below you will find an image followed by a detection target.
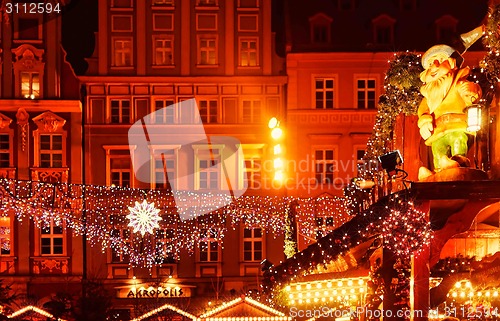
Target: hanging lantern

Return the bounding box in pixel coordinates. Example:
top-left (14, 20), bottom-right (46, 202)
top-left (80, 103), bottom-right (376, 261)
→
top-left (466, 104), bottom-right (482, 132)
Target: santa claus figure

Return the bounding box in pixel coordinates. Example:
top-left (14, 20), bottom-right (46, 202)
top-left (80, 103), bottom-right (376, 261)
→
top-left (417, 40), bottom-right (482, 176)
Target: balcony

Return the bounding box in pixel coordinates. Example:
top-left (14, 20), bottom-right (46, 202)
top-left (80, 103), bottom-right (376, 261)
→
top-left (31, 257), bottom-right (69, 274)
top-left (0, 257), bottom-right (16, 274)
top-left (30, 167), bottom-right (69, 183)
top-left (0, 168), bottom-right (16, 179)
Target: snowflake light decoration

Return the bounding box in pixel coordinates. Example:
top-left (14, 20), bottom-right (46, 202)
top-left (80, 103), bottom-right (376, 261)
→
top-left (127, 200), bottom-right (162, 236)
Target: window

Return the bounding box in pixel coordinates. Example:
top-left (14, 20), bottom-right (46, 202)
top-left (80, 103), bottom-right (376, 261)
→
top-left (357, 79), bottom-right (376, 109)
top-left (0, 218), bottom-right (11, 256)
top-left (197, 149), bottom-right (220, 190)
top-left (153, 149), bottom-right (175, 190)
top-left (40, 134), bottom-right (63, 168)
top-left (197, 0), bottom-right (216, 5)
top-left (372, 15), bottom-right (395, 45)
top-left (153, 37), bottom-right (174, 66)
top-left (242, 100), bottom-right (261, 123)
top-left (155, 227), bottom-right (177, 263)
top-left (243, 228), bottom-right (262, 261)
top-left (312, 24), bottom-right (328, 43)
top-left (41, 220), bottom-right (64, 255)
top-left (21, 72), bottom-right (40, 99)
top-left (110, 157), bottom-right (131, 188)
top-left (154, 99), bottom-right (176, 123)
top-left (16, 18), bottom-right (40, 40)
top-left (315, 149), bottom-right (335, 184)
top-left (113, 38), bottom-right (133, 67)
top-left (198, 38), bottom-right (217, 65)
top-left (309, 13), bottom-right (332, 44)
top-left (244, 158), bottom-right (261, 189)
top-left (239, 38), bottom-right (258, 66)
top-left (199, 99), bottom-right (218, 123)
top-left (0, 134), bottom-right (11, 168)
top-left (110, 99), bottom-right (131, 124)
top-left (111, 227), bottom-right (130, 263)
top-left (199, 229), bottom-right (220, 262)
top-left (315, 78), bottom-right (334, 109)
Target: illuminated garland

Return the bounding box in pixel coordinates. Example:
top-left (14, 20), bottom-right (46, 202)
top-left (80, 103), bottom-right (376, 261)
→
top-left (363, 52), bottom-right (423, 163)
top-left (481, 4), bottom-right (500, 85)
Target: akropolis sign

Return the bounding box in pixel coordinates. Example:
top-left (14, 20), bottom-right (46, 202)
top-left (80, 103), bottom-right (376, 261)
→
top-left (116, 284), bottom-right (193, 299)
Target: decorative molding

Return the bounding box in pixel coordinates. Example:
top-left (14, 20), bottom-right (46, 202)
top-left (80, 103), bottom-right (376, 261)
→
top-left (32, 111), bottom-right (66, 132)
top-left (11, 44), bottom-right (44, 69)
top-left (16, 108), bottom-right (29, 152)
top-left (0, 113), bottom-right (12, 130)
top-left (30, 168), bottom-right (69, 183)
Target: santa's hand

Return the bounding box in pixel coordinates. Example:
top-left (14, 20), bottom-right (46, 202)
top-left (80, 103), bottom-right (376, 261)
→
top-left (457, 81), bottom-right (481, 104)
top-left (419, 122), bottom-right (433, 140)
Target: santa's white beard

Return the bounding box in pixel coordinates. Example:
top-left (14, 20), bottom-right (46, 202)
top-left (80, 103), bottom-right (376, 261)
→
top-left (420, 71), bottom-right (454, 112)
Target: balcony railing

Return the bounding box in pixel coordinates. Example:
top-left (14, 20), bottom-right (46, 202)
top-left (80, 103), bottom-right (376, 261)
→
top-left (31, 257), bottom-right (69, 274)
top-left (30, 167), bottom-right (69, 183)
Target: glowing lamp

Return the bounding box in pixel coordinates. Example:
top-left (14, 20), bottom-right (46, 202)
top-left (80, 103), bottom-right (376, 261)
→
top-left (271, 127), bottom-right (283, 140)
top-left (268, 117), bottom-right (279, 129)
top-left (466, 104), bottom-right (482, 132)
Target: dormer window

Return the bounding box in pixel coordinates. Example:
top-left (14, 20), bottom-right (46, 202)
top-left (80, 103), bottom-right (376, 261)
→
top-left (309, 13), bottom-right (332, 44)
top-left (435, 15), bottom-right (458, 44)
top-left (372, 14), bottom-right (396, 45)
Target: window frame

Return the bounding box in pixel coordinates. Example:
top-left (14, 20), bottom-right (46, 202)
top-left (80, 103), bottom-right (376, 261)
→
top-left (152, 35), bottom-right (174, 66)
top-left (355, 77), bottom-right (378, 109)
top-left (238, 37), bottom-right (259, 67)
top-left (104, 146), bottom-right (135, 188)
top-left (312, 76), bottom-right (337, 109)
top-left (0, 123), bottom-right (14, 169)
top-left (193, 144), bottom-right (224, 191)
top-left (149, 145), bottom-right (179, 190)
top-left (0, 217), bottom-right (12, 257)
top-left (313, 147), bottom-right (338, 185)
top-left (197, 35), bottom-right (218, 66)
top-left (197, 98), bottom-right (219, 124)
top-left (39, 219), bottom-right (65, 256)
top-left (112, 37), bottom-right (134, 67)
top-left (197, 228), bottom-right (221, 262)
top-left (372, 14), bottom-right (395, 45)
top-left (109, 98), bottom-right (132, 124)
top-left (242, 227), bottom-right (264, 262)
top-left (241, 99), bottom-right (262, 123)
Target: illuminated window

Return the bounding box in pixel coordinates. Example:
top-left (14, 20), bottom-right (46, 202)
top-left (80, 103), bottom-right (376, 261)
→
top-left (243, 228), bottom-right (262, 261)
top-left (199, 229), bottom-right (220, 262)
top-left (21, 72), bottom-right (40, 99)
top-left (40, 220), bottom-right (64, 255)
top-left (199, 38), bottom-right (217, 65)
top-left (40, 134), bottom-right (63, 168)
top-left (315, 149), bottom-right (335, 184)
top-left (239, 38), bottom-right (258, 66)
top-left (198, 99), bottom-right (218, 123)
top-left (0, 218), bottom-right (11, 256)
top-left (357, 79), bottom-right (376, 109)
top-left (244, 158), bottom-right (261, 189)
top-left (315, 78), bottom-right (335, 109)
top-left (154, 99), bottom-right (176, 123)
top-left (242, 100), bottom-right (261, 123)
top-left (153, 37), bottom-right (174, 66)
top-left (110, 99), bottom-right (131, 124)
top-left (113, 38), bottom-right (133, 67)
top-left (0, 134), bottom-right (11, 168)
top-left (152, 149), bottom-right (175, 190)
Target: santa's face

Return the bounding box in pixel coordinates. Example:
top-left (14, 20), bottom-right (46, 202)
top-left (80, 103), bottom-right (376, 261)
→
top-left (420, 53), bottom-right (455, 84)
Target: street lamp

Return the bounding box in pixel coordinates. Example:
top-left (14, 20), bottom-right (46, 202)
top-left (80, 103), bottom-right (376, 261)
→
top-left (466, 104), bottom-right (482, 133)
top-left (269, 117), bottom-right (285, 183)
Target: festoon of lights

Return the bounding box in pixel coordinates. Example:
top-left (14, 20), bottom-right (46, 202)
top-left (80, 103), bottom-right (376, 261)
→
top-left (268, 117), bottom-right (285, 183)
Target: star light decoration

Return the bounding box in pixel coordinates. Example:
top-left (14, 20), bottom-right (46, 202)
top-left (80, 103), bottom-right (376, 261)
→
top-left (126, 200), bottom-right (162, 236)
